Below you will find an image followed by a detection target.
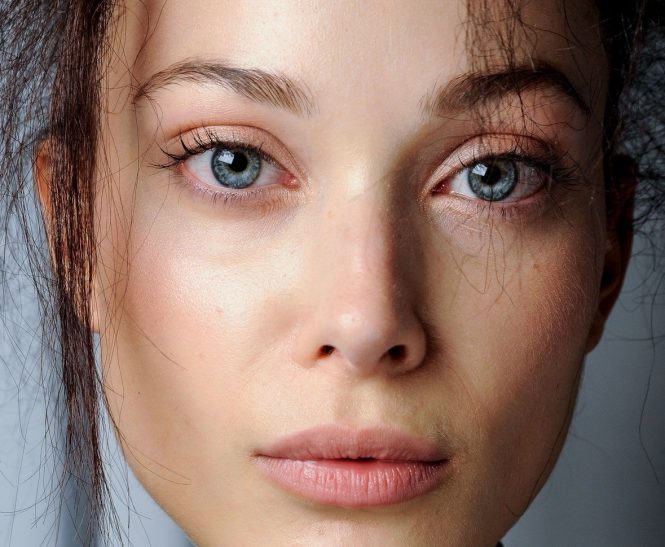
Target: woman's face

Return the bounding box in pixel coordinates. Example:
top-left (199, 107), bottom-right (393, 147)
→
top-left (93, 0), bottom-right (615, 545)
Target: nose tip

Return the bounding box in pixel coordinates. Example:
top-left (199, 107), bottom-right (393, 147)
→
top-left (293, 296), bottom-right (428, 378)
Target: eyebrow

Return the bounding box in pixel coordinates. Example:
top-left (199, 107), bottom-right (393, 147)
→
top-left (133, 59), bottom-right (315, 116)
top-left (421, 61), bottom-right (591, 118)
top-left (134, 59), bottom-right (590, 120)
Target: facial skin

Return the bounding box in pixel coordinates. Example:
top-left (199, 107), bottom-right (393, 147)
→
top-left (81, 0), bottom-right (630, 545)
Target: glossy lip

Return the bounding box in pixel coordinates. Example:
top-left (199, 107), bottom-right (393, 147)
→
top-left (253, 425), bottom-right (449, 507)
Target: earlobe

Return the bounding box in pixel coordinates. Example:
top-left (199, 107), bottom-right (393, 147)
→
top-left (585, 155), bottom-right (637, 353)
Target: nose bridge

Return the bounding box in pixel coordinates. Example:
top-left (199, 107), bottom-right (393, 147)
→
top-left (292, 170), bottom-right (427, 378)
top-left (327, 183), bottom-right (397, 293)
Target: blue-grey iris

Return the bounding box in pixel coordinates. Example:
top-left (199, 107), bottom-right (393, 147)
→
top-left (467, 159), bottom-right (517, 201)
top-left (211, 147), bottom-right (261, 189)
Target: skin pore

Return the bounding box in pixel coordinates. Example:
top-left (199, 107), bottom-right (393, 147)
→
top-left (61, 0), bottom-right (632, 545)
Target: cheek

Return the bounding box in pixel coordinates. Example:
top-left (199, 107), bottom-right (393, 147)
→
top-left (433, 211), bottom-right (605, 520)
top-left (93, 173), bottom-right (302, 521)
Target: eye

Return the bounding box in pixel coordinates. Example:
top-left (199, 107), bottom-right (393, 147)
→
top-left (183, 144), bottom-right (286, 191)
top-left (447, 158), bottom-right (546, 203)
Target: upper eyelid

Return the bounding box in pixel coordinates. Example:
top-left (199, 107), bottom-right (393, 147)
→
top-left (459, 151), bottom-right (553, 174)
top-left (426, 134), bottom-right (565, 182)
top-left (181, 138), bottom-right (278, 169)
top-left (163, 130), bottom-right (273, 164)
top-left (162, 126), bottom-right (307, 180)
top-left (450, 135), bottom-right (552, 166)
top-left (155, 126), bottom-right (569, 192)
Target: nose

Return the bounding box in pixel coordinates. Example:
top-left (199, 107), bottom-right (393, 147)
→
top-left (291, 189), bottom-right (427, 378)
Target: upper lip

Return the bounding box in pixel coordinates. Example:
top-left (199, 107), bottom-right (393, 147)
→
top-left (257, 425), bottom-right (448, 462)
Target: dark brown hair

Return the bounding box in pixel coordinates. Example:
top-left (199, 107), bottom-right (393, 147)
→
top-left (0, 1), bottom-right (663, 544)
top-left (1, 1), bottom-right (114, 543)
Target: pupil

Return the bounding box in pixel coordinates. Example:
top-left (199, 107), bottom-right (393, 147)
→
top-left (481, 164), bottom-right (502, 186)
top-left (229, 152), bottom-right (248, 172)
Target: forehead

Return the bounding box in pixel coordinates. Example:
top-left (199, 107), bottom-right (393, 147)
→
top-left (109, 0), bottom-right (607, 122)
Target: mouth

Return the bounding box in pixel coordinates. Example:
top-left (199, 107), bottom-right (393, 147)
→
top-left (253, 425), bottom-right (449, 507)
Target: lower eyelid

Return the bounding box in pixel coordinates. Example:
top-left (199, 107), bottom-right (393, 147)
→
top-left (173, 158), bottom-right (301, 216)
top-left (428, 163), bottom-right (557, 225)
top-left (433, 189), bottom-right (554, 226)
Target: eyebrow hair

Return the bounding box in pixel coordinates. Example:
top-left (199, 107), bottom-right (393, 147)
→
top-left (421, 61), bottom-right (592, 118)
top-left (133, 59), bottom-right (315, 116)
top-left (134, 59), bottom-right (590, 122)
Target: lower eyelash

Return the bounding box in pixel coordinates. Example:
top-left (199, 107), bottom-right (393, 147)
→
top-left (174, 161), bottom-right (298, 216)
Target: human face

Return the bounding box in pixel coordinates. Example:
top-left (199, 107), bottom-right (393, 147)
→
top-left (94, 1), bottom-right (612, 545)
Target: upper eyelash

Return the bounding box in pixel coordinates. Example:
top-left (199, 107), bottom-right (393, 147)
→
top-left (456, 144), bottom-right (579, 189)
top-left (152, 128), bottom-right (581, 200)
top-left (152, 127), bottom-right (280, 170)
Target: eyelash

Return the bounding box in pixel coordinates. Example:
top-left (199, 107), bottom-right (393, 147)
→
top-left (156, 127), bottom-right (274, 168)
top-left (459, 147), bottom-right (575, 183)
top-left (154, 129), bottom-right (579, 218)
top-left (154, 127), bottom-right (288, 207)
top-left (438, 144), bottom-right (579, 221)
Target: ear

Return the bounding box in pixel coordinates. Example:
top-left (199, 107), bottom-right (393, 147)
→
top-left (34, 140), bottom-right (102, 333)
top-left (34, 139), bottom-right (53, 220)
top-left (585, 155), bottom-right (637, 353)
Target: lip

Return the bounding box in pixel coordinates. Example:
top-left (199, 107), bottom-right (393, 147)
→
top-left (253, 425), bottom-right (449, 507)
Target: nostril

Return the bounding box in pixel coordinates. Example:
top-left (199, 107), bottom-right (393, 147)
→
top-left (320, 345), bottom-right (335, 357)
top-left (312, 343), bottom-right (414, 369)
top-left (388, 345), bottom-right (406, 360)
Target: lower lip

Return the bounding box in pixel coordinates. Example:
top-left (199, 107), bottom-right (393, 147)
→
top-left (254, 456), bottom-right (446, 507)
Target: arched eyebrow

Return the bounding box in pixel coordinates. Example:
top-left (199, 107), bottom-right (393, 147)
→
top-left (133, 59), bottom-right (590, 120)
top-left (133, 59), bottom-right (316, 116)
top-left (420, 61), bottom-right (591, 118)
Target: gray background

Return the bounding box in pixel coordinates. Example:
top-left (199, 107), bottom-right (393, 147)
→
top-left (1, 232), bottom-right (663, 546)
